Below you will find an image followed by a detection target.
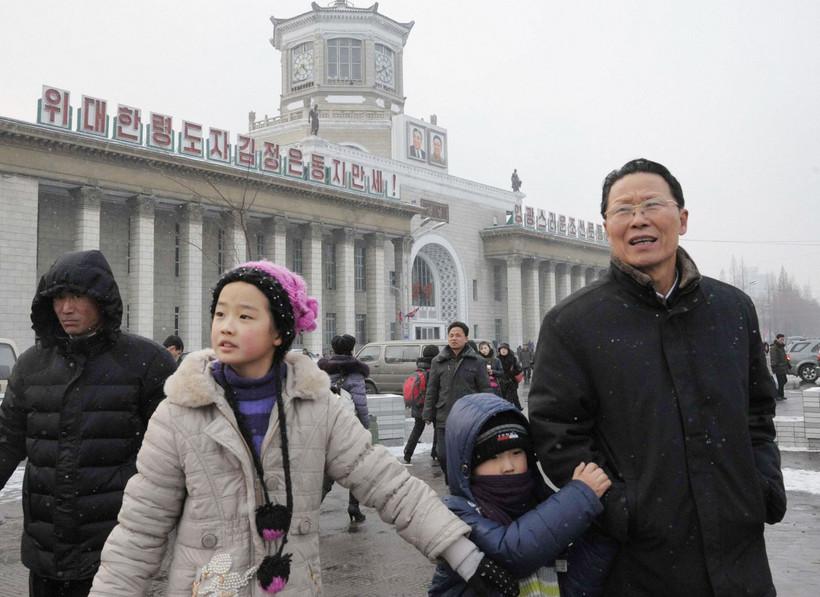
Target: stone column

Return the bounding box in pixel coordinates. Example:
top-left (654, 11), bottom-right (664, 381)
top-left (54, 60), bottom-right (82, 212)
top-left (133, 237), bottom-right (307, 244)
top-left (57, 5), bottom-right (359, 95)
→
top-left (392, 236), bottom-right (413, 340)
top-left (127, 195), bottom-right (155, 339)
top-left (366, 232), bottom-right (386, 343)
top-left (71, 186), bottom-right (101, 250)
top-left (0, 175), bottom-right (39, 350)
top-left (522, 259), bottom-right (541, 346)
top-left (180, 203), bottom-right (203, 351)
top-left (570, 265), bottom-right (584, 293)
top-left (303, 223), bottom-right (324, 354)
top-left (264, 216), bottom-right (288, 265)
top-left (334, 228), bottom-right (355, 336)
top-left (556, 263), bottom-right (572, 302)
top-left (222, 211), bottom-right (247, 269)
top-left (505, 256), bottom-right (524, 350)
top-left (541, 261), bottom-right (557, 317)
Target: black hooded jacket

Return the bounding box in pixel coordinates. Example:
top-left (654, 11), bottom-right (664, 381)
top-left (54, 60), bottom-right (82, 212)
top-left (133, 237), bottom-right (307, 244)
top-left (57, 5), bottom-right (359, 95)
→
top-left (0, 250), bottom-right (176, 580)
top-left (528, 248), bottom-right (786, 596)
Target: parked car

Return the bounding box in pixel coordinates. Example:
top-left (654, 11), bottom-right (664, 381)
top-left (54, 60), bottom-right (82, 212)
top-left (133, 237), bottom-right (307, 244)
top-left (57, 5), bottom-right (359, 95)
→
top-left (0, 337), bottom-right (19, 402)
top-left (356, 339), bottom-right (491, 394)
top-left (288, 347), bottom-right (320, 363)
top-left (786, 339), bottom-right (820, 383)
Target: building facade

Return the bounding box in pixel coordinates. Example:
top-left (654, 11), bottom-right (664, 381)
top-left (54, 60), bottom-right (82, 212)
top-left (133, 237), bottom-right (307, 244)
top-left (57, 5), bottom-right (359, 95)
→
top-left (0, 1), bottom-right (609, 355)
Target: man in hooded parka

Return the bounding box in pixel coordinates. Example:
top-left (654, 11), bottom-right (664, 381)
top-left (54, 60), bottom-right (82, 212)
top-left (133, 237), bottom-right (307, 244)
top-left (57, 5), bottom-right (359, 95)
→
top-left (0, 249), bottom-right (175, 596)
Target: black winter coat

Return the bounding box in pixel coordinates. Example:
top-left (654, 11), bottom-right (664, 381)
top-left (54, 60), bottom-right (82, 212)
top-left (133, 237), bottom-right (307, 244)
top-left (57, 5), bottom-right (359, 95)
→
top-left (0, 250), bottom-right (175, 580)
top-left (422, 345), bottom-right (491, 428)
top-left (528, 248), bottom-right (786, 597)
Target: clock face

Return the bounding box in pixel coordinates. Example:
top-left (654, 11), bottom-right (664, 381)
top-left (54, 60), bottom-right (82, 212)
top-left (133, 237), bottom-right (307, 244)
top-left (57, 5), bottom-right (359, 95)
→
top-left (375, 48), bottom-right (394, 89)
top-left (291, 45), bottom-right (314, 83)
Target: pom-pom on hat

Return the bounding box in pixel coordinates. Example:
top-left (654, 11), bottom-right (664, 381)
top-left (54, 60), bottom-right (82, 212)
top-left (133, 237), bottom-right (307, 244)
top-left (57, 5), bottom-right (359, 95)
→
top-left (331, 334), bottom-right (356, 355)
top-left (472, 411), bottom-right (532, 468)
top-left (211, 260), bottom-right (319, 359)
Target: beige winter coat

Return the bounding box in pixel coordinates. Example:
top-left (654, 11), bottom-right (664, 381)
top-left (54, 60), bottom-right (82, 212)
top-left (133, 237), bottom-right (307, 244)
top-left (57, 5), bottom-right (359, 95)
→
top-left (90, 349), bottom-right (470, 596)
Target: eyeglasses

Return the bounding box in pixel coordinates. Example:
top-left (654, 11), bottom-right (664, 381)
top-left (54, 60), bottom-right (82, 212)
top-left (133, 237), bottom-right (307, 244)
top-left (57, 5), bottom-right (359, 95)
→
top-left (605, 198), bottom-right (679, 222)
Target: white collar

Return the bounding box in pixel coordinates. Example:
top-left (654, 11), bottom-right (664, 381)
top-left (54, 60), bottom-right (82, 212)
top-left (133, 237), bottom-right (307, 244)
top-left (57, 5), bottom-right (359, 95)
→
top-left (656, 270), bottom-right (679, 302)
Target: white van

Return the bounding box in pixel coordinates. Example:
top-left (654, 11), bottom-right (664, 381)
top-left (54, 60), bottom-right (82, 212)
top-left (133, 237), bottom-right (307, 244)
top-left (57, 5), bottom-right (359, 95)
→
top-left (0, 338), bottom-right (19, 401)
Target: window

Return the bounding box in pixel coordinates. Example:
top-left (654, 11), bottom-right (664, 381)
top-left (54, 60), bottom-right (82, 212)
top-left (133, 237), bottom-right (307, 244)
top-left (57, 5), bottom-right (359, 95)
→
top-left (256, 233), bottom-right (265, 260)
top-left (389, 270), bottom-right (397, 288)
top-left (355, 245), bottom-right (366, 291)
top-left (356, 314), bottom-right (367, 344)
top-left (415, 326), bottom-right (441, 340)
top-left (327, 38), bottom-right (362, 82)
top-left (126, 216), bottom-right (132, 274)
top-left (217, 228), bottom-right (225, 273)
top-left (790, 342), bottom-right (810, 353)
top-left (324, 242), bottom-right (336, 290)
top-left (412, 258), bottom-right (434, 306)
top-left (357, 345), bottom-right (380, 362)
top-left (174, 222), bottom-right (180, 277)
top-left (324, 312), bottom-right (337, 353)
top-left (125, 304), bottom-right (131, 331)
top-left (174, 306), bottom-right (180, 335)
top-left (291, 238), bottom-right (303, 274)
top-left (385, 345), bottom-right (420, 364)
top-left (473, 279), bottom-right (478, 301)
top-left (494, 318), bottom-right (503, 343)
top-left (494, 264), bottom-right (503, 301)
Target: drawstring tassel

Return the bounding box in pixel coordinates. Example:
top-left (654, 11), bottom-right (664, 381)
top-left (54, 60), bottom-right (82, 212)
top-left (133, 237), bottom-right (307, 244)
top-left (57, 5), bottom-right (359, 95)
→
top-left (256, 503), bottom-right (291, 542)
top-left (258, 553), bottom-right (292, 593)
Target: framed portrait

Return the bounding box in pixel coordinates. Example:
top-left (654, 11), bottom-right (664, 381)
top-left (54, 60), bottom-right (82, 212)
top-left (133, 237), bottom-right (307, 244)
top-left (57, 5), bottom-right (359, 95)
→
top-left (427, 129), bottom-right (447, 167)
top-left (406, 123), bottom-right (427, 162)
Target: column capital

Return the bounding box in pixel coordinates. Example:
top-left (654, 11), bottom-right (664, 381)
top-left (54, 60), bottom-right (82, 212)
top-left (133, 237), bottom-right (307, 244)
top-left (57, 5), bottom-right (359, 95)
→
top-left (504, 255), bottom-right (523, 267)
top-left (365, 231), bottom-right (386, 246)
top-left (542, 260), bottom-right (555, 273)
top-left (391, 235), bottom-right (413, 253)
top-left (128, 193), bottom-right (156, 212)
top-left (69, 185), bottom-right (103, 202)
top-left (333, 226), bottom-right (355, 243)
top-left (179, 202), bottom-right (204, 219)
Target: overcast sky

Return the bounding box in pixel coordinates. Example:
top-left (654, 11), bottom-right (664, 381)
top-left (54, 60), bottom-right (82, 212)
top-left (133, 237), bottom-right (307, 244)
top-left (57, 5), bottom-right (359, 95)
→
top-left (3, 0), bottom-right (820, 297)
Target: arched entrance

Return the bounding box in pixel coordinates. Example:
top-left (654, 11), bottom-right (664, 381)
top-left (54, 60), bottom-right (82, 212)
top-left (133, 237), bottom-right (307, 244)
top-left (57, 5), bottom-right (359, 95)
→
top-left (409, 237), bottom-right (465, 340)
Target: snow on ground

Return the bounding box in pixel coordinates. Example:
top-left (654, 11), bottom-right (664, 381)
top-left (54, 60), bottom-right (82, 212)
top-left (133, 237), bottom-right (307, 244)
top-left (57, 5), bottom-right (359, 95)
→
top-left (0, 465), bottom-right (24, 503)
top-left (783, 468), bottom-right (820, 495)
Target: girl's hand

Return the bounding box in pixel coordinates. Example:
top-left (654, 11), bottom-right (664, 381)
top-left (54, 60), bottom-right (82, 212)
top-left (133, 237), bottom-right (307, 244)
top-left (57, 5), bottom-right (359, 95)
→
top-left (571, 461), bottom-right (612, 498)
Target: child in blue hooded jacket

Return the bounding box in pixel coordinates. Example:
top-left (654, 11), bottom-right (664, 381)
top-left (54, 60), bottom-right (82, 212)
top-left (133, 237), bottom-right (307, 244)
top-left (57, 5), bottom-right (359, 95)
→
top-left (429, 394), bottom-right (617, 596)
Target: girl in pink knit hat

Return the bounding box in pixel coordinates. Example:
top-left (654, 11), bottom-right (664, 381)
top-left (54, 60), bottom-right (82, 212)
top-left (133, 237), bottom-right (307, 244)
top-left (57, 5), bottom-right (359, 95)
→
top-left (91, 260), bottom-right (520, 597)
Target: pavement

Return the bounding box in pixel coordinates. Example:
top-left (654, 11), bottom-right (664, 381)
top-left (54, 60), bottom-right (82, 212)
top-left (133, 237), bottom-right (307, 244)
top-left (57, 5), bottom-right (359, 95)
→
top-left (1, 384), bottom-right (819, 595)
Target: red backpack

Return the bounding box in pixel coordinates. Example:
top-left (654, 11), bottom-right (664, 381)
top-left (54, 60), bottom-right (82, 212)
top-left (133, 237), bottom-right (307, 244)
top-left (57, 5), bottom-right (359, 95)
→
top-left (403, 370), bottom-right (427, 409)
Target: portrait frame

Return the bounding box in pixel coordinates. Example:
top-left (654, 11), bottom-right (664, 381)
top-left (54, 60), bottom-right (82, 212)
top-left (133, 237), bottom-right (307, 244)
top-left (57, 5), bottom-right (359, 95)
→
top-left (426, 128), bottom-right (447, 167)
top-left (406, 123), bottom-right (427, 162)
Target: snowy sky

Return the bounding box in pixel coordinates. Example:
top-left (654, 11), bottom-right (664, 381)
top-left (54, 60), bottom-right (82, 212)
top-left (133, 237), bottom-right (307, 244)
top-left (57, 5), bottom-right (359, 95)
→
top-left (3, 0), bottom-right (820, 296)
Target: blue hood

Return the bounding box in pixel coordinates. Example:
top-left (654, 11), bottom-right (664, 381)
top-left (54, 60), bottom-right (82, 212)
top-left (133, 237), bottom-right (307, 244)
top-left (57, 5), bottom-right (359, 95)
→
top-left (445, 393), bottom-right (532, 500)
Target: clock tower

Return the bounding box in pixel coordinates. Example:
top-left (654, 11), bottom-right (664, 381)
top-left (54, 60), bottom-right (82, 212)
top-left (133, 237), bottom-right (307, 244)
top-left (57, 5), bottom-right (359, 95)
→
top-left (250, 1), bottom-right (414, 158)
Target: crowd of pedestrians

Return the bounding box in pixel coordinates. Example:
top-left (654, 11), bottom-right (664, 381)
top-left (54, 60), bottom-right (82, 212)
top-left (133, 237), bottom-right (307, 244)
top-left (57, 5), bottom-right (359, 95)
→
top-left (0, 158), bottom-right (787, 597)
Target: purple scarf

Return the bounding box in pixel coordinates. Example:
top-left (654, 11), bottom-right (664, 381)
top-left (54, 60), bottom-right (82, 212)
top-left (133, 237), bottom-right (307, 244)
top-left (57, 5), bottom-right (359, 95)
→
top-left (470, 471), bottom-right (537, 524)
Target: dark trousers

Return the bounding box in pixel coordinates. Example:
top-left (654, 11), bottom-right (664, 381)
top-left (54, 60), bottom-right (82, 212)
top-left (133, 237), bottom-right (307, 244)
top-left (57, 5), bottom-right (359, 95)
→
top-left (30, 572), bottom-right (93, 597)
top-left (404, 417), bottom-right (426, 459)
top-left (776, 372), bottom-right (788, 398)
top-left (435, 426), bottom-right (448, 481)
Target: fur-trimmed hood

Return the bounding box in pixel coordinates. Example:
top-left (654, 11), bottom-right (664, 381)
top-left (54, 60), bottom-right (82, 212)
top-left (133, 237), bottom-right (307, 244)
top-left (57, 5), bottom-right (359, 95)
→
top-left (316, 354), bottom-right (370, 378)
top-left (164, 349), bottom-right (331, 408)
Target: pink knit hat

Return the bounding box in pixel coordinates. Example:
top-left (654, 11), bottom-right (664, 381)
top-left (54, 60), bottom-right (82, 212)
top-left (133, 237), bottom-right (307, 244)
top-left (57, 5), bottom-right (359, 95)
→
top-left (238, 261), bottom-right (318, 334)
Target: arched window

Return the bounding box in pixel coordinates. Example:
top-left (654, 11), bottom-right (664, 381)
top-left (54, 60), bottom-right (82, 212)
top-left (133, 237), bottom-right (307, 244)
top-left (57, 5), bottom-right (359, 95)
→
top-left (327, 38), bottom-right (362, 82)
top-left (412, 258), bottom-right (435, 307)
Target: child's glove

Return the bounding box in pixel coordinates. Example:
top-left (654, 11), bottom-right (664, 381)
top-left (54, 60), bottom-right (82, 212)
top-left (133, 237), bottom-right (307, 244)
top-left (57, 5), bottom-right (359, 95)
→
top-left (466, 556), bottom-right (519, 597)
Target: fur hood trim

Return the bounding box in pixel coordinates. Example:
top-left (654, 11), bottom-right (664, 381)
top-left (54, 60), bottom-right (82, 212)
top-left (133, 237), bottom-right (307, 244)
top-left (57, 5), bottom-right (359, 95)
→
top-left (164, 349), bottom-right (331, 408)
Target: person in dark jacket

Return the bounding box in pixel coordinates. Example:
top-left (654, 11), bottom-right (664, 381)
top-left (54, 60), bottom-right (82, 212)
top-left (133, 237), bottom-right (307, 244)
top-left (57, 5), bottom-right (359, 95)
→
top-left (769, 333), bottom-right (789, 400)
top-left (162, 334), bottom-right (185, 366)
top-left (429, 394), bottom-right (617, 596)
top-left (497, 343), bottom-right (523, 410)
top-left (422, 322), bottom-right (492, 478)
top-left (518, 344), bottom-right (533, 384)
top-left (528, 159), bottom-right (786, 596)
top-left (477, 341), bottom-right (503, 397)
top-left (0, 249), bottom-right (175, 597)
top-left (404, 344), bottom-right (440, 464)
top-left (318, 333), bottom-right (370, 523)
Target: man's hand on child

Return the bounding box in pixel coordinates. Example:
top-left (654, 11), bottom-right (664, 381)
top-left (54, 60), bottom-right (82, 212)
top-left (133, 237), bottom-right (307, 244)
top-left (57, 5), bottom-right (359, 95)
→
top-left (572, 461), bottom-right (612, 498)
top-left (466, 556), bottom-right (520, 597)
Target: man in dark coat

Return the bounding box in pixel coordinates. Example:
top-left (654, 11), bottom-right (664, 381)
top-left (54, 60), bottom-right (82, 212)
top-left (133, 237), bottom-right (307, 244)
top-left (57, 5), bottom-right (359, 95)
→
top-left (769, 333), bottom-right (789, 400)
top-left (528, 159), bottom-right (786, 597)
top-left (423, 321), bottom-right (491, 478)
top-left (0, 250), bottom-right (176, 596)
